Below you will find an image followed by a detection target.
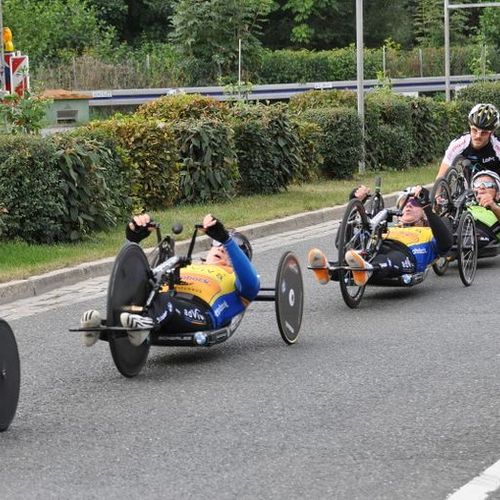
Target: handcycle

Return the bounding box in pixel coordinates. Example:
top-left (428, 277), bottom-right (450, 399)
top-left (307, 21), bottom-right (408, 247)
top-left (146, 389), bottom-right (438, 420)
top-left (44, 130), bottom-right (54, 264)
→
top-left (71, 222), bottom-right (304, 378)
top-left (323, 181), bottom-right (476, 309)
top-left (431, 158), bottom-right (498, 276)
top-left (0, 319), bottom-right (20, 432)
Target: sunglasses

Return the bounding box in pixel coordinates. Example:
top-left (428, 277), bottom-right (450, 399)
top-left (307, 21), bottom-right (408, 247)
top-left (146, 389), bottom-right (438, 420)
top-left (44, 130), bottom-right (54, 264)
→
top-left (402, 197), bottom-right (420, 208)
top-left (473, 180), bottom-right (496, 190)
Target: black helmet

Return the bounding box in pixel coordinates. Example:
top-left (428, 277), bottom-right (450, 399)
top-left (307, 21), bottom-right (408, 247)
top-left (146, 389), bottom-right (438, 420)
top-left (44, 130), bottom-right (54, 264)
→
top-left (231, 231), bottom-right (253, 261)
top-left (468, 103), bottom-right (499, 131)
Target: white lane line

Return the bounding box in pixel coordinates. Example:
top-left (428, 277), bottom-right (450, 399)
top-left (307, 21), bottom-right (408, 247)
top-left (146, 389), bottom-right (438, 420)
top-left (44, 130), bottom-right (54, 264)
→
top-left (447, 460), bottom-right (500, 499)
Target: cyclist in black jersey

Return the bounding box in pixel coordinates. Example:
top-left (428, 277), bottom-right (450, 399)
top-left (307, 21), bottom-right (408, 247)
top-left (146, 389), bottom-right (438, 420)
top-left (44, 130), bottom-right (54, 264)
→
top-left (436, 103), bottom-right (500, 180)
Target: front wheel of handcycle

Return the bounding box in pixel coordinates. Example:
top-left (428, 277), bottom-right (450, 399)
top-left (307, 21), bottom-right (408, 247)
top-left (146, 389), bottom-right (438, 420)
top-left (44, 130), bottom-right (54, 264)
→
top-left (457, 211), bottom-right (477, 287)
top-left (0, 319), bottom-right (20, 432)
top-left (337, 199), bottom-right (370, 308)
top-left (107, 243), bottom-right (152, 378)
top-left (275, 252), bottom-right (303, 345)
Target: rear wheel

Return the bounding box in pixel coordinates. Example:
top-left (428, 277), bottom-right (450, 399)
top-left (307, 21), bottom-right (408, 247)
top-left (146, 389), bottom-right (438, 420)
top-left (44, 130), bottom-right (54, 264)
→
top-left (0, 319), bottom-right (20, 432)
top-left (337, 199), bottom-right (370, 308)
top-left (107, 243), bottom-right (152, 378)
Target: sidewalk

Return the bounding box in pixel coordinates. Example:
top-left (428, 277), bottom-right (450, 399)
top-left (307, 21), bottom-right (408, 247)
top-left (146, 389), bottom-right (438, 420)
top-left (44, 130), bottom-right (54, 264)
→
top-left (0, 192), bottom-right (401, 305)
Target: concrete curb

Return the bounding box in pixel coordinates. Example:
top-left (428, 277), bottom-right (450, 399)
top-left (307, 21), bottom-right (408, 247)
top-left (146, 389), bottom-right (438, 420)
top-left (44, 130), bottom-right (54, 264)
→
top-left (0, 190), bottom-right (406, 305)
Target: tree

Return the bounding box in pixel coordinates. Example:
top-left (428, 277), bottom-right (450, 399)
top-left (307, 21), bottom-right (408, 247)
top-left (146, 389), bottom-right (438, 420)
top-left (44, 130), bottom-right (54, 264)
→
top-left (414, 0), bottom-right (474, 47)
top-left (479, 7), bottom-right (500, 49)
top-left (86, 0), bottom-right (176, 43)
top-left (3, 0), bottom-right (116, 64)
top-left (170, 0), bottom-right (274, 83)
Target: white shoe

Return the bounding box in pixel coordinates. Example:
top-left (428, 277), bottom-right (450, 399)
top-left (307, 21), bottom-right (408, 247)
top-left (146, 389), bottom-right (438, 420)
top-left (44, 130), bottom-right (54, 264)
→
top-left (120, 313), bottom-right (153, 347)
top-left (345, 250), bottom-right (373, 286)
top-left (307, 248), bottom-right (330, 284)
top-left (80, 310), bottom-right (101, 347)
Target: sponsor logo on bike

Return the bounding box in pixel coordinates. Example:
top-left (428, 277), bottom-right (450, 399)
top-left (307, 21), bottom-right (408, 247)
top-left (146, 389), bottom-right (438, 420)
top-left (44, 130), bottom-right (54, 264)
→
top-left (214, 301), bottom-right (229, 317)
top-left (183, 308), bottom-right (205, 324)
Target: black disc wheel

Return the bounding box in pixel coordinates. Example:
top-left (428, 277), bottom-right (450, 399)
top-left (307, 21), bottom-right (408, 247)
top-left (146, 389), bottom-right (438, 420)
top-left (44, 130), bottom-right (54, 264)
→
top-left (107, 243), bottom-right (152, 378)
top-left (0, 319), bottom-right (20, 432)
top-left (431, 177), bottom-right (452, 217)
top-left (275, 252), bottom-right (303, 345)
top-left (457, 211), bottom-right (477, 287)
top-left (337, 199), bottom-right (370, 308)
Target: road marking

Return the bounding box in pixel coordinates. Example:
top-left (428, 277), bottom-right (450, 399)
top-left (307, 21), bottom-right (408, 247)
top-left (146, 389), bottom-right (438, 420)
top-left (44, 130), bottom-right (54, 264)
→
top-left (447, 460), bottom-right (500, 499)
top-left (0, 221), bottom-right (338, 321)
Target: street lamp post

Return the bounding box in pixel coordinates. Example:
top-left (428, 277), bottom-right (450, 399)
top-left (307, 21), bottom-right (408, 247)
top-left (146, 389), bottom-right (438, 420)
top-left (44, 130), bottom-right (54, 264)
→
top-left (356, 0), bottom-right (365, 173)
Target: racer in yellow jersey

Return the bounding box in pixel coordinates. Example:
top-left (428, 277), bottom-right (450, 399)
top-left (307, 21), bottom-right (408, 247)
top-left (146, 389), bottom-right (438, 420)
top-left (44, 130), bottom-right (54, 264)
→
top-left (308, 185), bottom-right (454, 287)
top-left (80, 213), bottom-right (260, 347)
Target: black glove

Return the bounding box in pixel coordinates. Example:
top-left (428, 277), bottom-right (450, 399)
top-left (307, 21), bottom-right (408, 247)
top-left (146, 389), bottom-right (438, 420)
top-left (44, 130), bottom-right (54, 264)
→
top-left (204, 218), bottom-right (229, 243)
top-left (415, 187), bottom-right (430, 207)
top-left (126, 221), bottom-right (151, 243)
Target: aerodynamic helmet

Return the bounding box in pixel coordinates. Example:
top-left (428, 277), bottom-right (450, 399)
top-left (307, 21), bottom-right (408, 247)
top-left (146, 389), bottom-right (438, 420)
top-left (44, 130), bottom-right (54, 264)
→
top-left (468, 103), bottom-right (500, 131)
top-left (231, 231), bottom-right (253, 261)
top-left (396, 186), bottom-right (418, 209)
top-left (472, 170), bottom-right (500, 199)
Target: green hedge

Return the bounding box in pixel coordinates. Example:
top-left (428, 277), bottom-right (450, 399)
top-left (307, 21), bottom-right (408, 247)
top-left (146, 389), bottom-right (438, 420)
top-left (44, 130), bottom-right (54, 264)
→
top-left (137, 93), bottom-right (228, 121)
top-left (89, 115), bottom-right (180, 211)
top-left (230, 103), bottom-right (304, 194)
top-left (173, 117), bottom-right (239, 203)
top-left (300, 107), bottom-right (362, 179)
top-left (51, 129), bottom-right (131, 241)
top-left (0, 135), bottom-right (64, 243)
top-left (258, 46), bottom-right (500, 84)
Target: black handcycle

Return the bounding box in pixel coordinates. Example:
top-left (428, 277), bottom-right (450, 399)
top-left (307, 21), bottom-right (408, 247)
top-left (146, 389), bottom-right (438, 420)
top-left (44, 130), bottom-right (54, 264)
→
top-left (431, 165), bottom-right (496, 279)
top-left (325, 183), bottom-right (476, 309)
top-left (71, 223), bottom-right (304, 378)
top-left (0, 319), bottom-right (20, 432)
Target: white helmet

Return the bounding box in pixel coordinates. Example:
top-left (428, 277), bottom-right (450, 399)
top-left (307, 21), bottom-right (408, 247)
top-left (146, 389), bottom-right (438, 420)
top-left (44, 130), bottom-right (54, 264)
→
top-left (471, 170), bottom-right (500, 199)
top-left (396, 186), bottom-right (418, 209)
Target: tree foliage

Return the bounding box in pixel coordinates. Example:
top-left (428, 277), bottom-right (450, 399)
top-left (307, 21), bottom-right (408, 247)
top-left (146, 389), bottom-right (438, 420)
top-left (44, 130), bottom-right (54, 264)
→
top-left (169, 0), bottom-right (274, 82)
top-left (3, 0), bottom-right (116, 64)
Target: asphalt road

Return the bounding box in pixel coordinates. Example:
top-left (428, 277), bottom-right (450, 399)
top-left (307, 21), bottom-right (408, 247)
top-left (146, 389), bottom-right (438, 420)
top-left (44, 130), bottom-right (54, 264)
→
top-left (1, 221), bottom-right (500, 500)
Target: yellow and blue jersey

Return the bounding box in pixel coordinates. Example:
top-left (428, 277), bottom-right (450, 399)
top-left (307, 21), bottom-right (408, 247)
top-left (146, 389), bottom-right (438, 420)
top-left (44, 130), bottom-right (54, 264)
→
top-left (384, 226), bottom-right (439, 273)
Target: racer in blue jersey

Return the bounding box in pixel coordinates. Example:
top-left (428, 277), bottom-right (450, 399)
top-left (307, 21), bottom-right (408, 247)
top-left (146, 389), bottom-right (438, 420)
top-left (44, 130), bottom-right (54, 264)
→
top-left (308, 186), bottom-right (454, 287)
top-left (80, 213), bottom-right (260, 347)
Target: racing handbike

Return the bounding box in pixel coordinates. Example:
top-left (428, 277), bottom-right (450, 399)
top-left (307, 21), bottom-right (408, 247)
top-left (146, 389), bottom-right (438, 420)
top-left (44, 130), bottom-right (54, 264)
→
top-left (71, 223), bottom-right (304, 378)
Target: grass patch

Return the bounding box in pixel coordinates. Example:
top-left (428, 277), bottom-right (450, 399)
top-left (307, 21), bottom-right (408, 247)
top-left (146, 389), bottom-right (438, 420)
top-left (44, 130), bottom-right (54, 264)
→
top-left (0, 162), bottom-right (438, 282)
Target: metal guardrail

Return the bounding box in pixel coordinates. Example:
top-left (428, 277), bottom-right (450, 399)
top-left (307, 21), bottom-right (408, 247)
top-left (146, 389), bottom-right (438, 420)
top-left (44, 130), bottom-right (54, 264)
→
top-left (88, 74), bottom-right (500, 107)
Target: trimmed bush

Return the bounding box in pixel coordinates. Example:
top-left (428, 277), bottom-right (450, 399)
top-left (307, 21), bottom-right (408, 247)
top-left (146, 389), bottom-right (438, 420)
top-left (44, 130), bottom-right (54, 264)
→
top-left (50, 131), bottom-right (131, 241)
top-left (230, 103), bottom-right (303, 194)
top-left (289, 89), bottom-right (357, 113)
top-left (455, 81), bottom-right (500, 109)
top-left (292, 119), bottom-right (323, 182)
top-left (0, 135), bottom-right (65, 243)
top-left (89, 115), bottom-right (180, 211)
top-left (300, 107), bottom-right (362, 179)
top-left (173, 117), bottom-right (239, 204)
top-left (137, 93), bottom-right (228, 121)
top-left (364, 90), bottom-right (414, 170)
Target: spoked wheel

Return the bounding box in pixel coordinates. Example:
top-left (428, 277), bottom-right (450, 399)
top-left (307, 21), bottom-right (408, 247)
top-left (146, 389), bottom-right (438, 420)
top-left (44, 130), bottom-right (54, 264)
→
top-left (275, 252), bottom-right (303, 345)
top-left (0, 319), bottom-right (20, 432)
top-left (457, 211), bottom-right (477, 286)
top-left (337, 199), bottom-right (370, 308)
top-left (431, 177), bottom-right (452, 217)
top-left (107, 243), bottom-right (152, 378)
top-left (364, 193), bottom-right (385, 219)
